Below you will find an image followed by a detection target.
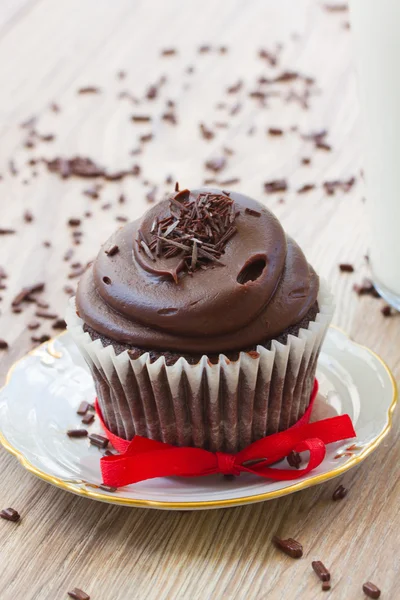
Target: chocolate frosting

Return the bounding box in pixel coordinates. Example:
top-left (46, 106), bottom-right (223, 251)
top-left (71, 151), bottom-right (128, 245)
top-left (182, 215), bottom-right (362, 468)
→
top-left (76, 189), bottom-right (319, 353)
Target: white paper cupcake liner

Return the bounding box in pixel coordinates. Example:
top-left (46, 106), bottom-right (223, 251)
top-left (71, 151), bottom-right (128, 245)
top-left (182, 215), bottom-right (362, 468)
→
top-left (65, 280), bottom-right (333, 452)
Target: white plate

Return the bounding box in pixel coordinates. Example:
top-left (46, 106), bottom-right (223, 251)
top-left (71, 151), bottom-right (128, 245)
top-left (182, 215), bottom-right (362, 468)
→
top-left (0, 328), bottom-right (397, 510)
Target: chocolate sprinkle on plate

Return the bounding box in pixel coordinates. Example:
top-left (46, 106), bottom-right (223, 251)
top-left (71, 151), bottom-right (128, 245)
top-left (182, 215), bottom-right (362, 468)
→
top-left (0, 228), bottom-right (16, 235)
top-left (332, 484), bottom-right (348, 501)
top-left (362, 582), bottom-right (381, 599)
top-left (273, 536), bottom-right (303, 558)
top-left (68, 588), bottom-right (90, 600)
top-left (268, 127), bottom-right (284, 136)
top-left (77, 401), bottom-right (90, 416)
top-left (89, 433), bottom-right (109, 449)
top-left (99, 484), bottom-right (117, 492)
top-left (0, 339), bottom-right (8, 350)
top-left (82, 413), bottom-right (95, 425)
top-left (0, 508), bottom-right (20, 522)
top-left (287, 450), bottom-right (301, 469)
top-left (67, 429), bottom-right (88, 438)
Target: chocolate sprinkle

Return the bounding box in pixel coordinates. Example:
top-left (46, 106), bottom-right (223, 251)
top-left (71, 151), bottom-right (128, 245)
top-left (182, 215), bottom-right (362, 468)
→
top-left (82, 413), bottom-right (95, 425)
top-left (332, 484), bottom-right (348, 501)
top-left (312, 561), bottom-right (331, 582)
top-left (68, 589), bottom-right (90, 600)
top-left (362, 582), bottom-right (381, 599)
top-left (0, 228), bottom-right (16, 235)
top-left (0, 339), bottom-right (9, 350)
top-left (67, 429), bottom-right (88, 438)
top-left (78, 86), bottom-right (100, 94)
top-left (297, 184), bottom-right (315, 194)
top-left (137, 190), bottom-right (237, 280)
top-left (273, 536), bottom-right (303, 558)
top-left (322, 582), bottom-right (331, 592)
top-left (105, 245), bottom-right (119, 257)
top-left (245, 207), bottom-right (261, 217)
top-left (77, 401), bottom-right (90, 416)
top-left (268, 127), bottom-right (284, 136)
top-left (99, 484), bottom-right (117, 492)
top-left (12, 282), bottom-right (45, 306)
top-left (339, 263), bottom-right (354, 273)
top-left (264, 179), bottom-right (288, 193)
top-left (0, 508), bottom-right (20, 522)
top-left (89, 433), bottom-right (109, 449)
top-left (287, 450), bottom-right (302, 469)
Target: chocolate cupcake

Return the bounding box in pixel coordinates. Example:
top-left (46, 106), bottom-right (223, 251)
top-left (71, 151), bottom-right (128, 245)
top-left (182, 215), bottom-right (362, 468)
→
top-left (66, 188), bottom-right (333, 452)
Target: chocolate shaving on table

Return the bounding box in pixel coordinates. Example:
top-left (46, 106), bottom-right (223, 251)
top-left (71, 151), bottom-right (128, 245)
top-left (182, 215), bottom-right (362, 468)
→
top-left (339, 263), bottom-right (354, 273)
top-left (131, 115), bottom-right (151, 123)
top-left (264, 179), bottom-right (288, 193)
top-left (0, 508), bottom-right (20, 522)
top-left (312, 561), bottom-right (331, 582)
top-left (362, 582), bottom-right (381, 599)
top-left (45, 156), bottom-right (140, 181)
top-left (332, 484), bottom-right (348, 500)
top-left (219, 178), bottom-right (240, 186)
top-left (199, 123), bottom-right (214, 140)
top-left (273, 536), bottom-right (303, 558)
top-left (161, 48), bottom-right (177, 56)
top-left (31, 334), bottom-right (50, 344)
top-left (323, 177), bottom-right (356, 195)
top-left (324, 3), bottom-right (348, 12)
top-left (353, 278), bottom-right (380, 298)
top-left (137, 190), bottom-right (238, 280)
top-left (205, 157), bottom-right (226, 172)
top-left (259, 48), bottom-right (279, 66)
top-left (67, 588), bottom-right (91, 600)
top-left (52, 318), bottom-right (67, 330)
top-left (9, 160), bottom-right (18, 176)
top-left (78, 86), bottom-right (100, 94)
top-left (381, 304), bottom-right (396, 317)
top-left (12, 282), bottom-right (45, 306)
top-left (226, 80), bottom-right (242, 94)
top-left (297, 184), bottom-right (315, 194)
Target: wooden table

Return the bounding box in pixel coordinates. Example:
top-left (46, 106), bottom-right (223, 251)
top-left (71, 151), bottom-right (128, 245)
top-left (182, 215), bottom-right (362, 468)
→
top-left (0, 1), bottom-right (399, 598)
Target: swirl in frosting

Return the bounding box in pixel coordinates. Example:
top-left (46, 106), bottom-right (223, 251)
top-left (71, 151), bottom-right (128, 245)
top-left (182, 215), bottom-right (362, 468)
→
top-left (76, 189), bottom-right (319, 353)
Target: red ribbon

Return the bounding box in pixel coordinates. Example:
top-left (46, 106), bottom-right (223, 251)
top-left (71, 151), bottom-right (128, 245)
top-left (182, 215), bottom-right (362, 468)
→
top-left (95, 381), bottom-right (356, 488)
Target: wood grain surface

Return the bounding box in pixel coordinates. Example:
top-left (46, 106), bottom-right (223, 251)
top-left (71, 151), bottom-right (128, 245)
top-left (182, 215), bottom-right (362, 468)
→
top-left (0, 1), bottom-right (399, 599)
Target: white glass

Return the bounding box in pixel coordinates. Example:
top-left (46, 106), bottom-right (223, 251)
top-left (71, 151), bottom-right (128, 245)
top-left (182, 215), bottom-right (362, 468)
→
top-left (349, 0), bottom-right (400, 309)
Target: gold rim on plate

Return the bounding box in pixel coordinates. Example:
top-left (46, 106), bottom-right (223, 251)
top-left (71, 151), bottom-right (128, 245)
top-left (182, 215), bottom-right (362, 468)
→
top-left (0, 329), bottom-right (397, 509)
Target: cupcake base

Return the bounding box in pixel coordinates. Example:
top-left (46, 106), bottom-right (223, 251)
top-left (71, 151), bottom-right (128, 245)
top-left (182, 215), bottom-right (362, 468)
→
top-left (66, 281), bottom-right (333, 452)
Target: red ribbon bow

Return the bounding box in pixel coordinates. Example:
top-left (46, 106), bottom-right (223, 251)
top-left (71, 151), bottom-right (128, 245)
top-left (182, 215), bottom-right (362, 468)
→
top-left (96, 381), bottom-right (356, 488)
